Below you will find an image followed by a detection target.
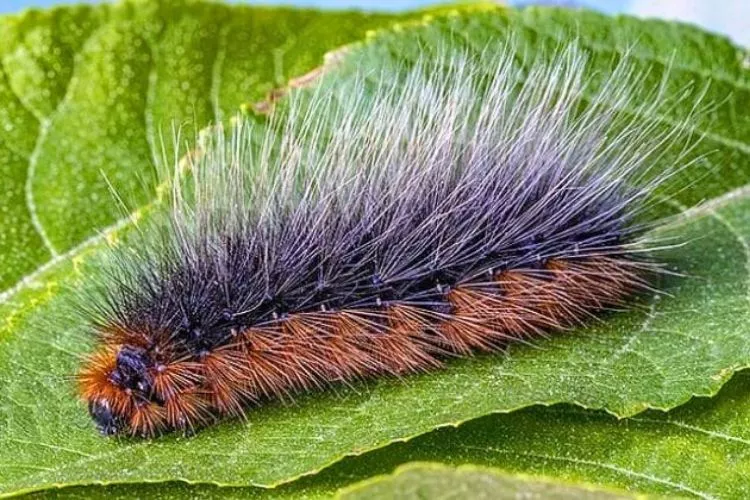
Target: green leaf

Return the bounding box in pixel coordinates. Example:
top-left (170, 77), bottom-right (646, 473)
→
top-left (27, 369), bottom-right (750, 499)
top-left (336, 463), bottom-right (645, 500)
top-left (323, 369), bottom-right (750, 500)
top-left (1, 2), bottom-right (749, 497)
top-left (5, 165), bottom-right (750, 497)
top-left (0, 0), bottom-right (411, 291)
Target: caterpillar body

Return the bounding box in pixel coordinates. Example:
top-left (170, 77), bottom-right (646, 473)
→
top-left (76, 42), bottom-right (687, 437)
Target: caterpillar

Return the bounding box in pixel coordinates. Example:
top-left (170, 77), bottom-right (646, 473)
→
top-left (76, 41), bottom-right (690, 437)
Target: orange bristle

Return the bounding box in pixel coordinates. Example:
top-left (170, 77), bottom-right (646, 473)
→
top-left (152, 361), bottom-right (203, 401)
top-left (78, 256), bottom-right (647, 436)
top-left (129, 402), bottom-right (167, 438)
top-left (164, 390), bottom-right (213, 431)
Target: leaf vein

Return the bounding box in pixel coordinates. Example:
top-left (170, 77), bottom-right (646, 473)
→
top-left (467, 445), bottom-right (715, 499)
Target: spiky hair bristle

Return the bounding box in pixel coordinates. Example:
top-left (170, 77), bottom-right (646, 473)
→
top-left (76, 40), bottom-right (691, 437)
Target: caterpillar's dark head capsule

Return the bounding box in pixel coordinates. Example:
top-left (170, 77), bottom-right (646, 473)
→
top-left (109, 345), bottom-right (153, 393)
top-left (79, 337), bottom-right (221, 436)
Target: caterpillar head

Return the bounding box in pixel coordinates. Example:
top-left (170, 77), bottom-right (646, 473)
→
top-left (79, 332), bottom-right (236, 437)
top-left (79, 344), bottom-right (159, 436)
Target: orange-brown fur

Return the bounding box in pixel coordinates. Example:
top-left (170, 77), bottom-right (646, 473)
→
top-left (78, 256), bottom-right (644, 436)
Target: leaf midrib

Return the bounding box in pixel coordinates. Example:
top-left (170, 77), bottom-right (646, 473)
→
top-left (3, 7), bottom-right (100, 261)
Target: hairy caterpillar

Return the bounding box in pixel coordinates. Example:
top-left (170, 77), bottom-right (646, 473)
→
top-left (76, 41), bottom-right (690, 437)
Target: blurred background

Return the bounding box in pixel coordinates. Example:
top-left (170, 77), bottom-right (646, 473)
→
top-left (0, 0), bottom-right (747, 47)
